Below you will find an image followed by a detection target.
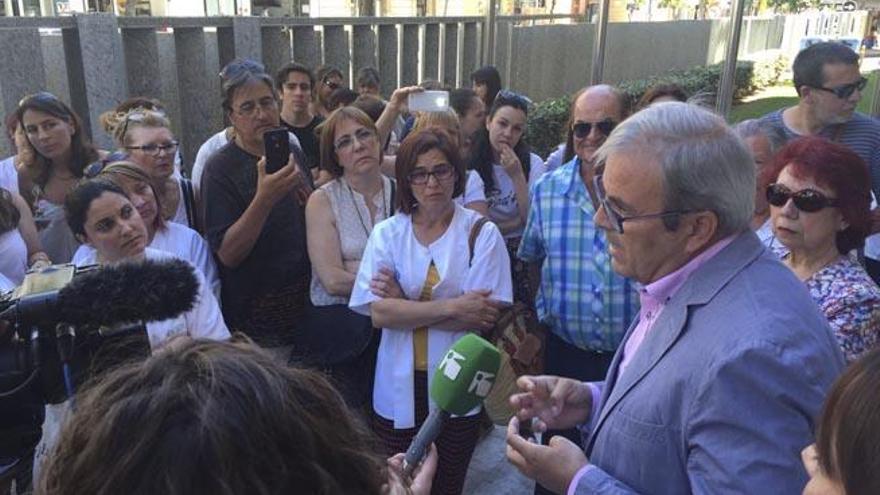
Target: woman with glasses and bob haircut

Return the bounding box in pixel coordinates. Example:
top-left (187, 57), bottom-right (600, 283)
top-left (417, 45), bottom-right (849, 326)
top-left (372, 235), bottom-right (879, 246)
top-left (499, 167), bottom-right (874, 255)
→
top-left (350, 128), bottom-right (512, 495)
top-left (802, 348), bottom-right (880, 495)
top-left (72, 160), bottom-right (219, 299)
top-left (762, 136), bottom-right (880, 362)
top-left (299, 106), bottom-right (394, 408)
top-left (469, 90), bottom-right (544, 308)
top-left (102, 108), bottom-right (198, 231)
top-left (15, 92), bottom-right (103, 263)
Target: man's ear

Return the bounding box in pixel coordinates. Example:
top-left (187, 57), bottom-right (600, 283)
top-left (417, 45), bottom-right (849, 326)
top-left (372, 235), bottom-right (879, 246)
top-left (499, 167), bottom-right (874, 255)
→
top-left (683, 210), bottom-right (719, 255)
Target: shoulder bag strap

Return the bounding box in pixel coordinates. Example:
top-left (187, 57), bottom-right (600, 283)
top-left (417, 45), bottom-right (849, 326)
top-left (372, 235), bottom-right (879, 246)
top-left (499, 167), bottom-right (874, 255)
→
top-left (468, 217), bottom-right (490, 267)
top-left (180, 178), bottom-right (198, 232)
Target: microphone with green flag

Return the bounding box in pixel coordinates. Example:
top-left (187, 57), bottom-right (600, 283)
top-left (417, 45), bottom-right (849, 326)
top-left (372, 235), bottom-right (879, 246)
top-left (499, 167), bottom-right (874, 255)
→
top-left (402, 333), bottom-right (501, 477)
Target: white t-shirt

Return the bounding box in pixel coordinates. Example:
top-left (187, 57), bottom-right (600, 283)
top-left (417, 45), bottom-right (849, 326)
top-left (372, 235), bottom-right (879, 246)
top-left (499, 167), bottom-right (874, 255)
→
top-left (73, 247), bottom-right (229, 349)
top-left (0, 156), bottom-right (17, 194)
top-left (454, 170), bottom-right (487, 208)
top-left (349, 204), bottom-right (513, 428)
top-left (192, 130), bottom-right (229, 197)
top-left (486, 153), bottom-right (545, 238)
top-left (0, 228), bottom-right (27, 285)
top-left (0, 271), bottom-right (14, 292)
top-left (72, 222), bottom-right (220, 301)
top-left (168, 179), bottom-right (192, 228)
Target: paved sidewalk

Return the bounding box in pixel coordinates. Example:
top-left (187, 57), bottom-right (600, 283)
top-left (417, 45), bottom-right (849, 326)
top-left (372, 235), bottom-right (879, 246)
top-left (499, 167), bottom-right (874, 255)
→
top-left (463, 426), bottom-right (533, 494)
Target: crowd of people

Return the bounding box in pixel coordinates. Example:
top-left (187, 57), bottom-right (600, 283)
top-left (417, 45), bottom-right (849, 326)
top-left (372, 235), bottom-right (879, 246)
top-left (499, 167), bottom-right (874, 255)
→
top-left (2, 40), bottom-right (880, 494)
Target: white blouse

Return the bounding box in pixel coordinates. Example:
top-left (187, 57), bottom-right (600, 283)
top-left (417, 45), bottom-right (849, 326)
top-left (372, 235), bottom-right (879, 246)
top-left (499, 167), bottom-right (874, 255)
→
top-left (72, 222), bottom-right (220, 301)
top-left (454, 170), bottom-right (487, 208)
top-left (350, 204), bottom-right (513, 428)
top-left (0, 228), bottom-right (27, 285)
top-left (486, 153), bottom-right (545, 239)
top-left (73, 247), bottom-right (229, 349)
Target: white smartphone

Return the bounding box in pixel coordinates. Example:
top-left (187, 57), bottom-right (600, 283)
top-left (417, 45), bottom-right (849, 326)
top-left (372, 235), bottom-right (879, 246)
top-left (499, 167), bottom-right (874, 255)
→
top-left (408, 90), bottom-right (449, 112)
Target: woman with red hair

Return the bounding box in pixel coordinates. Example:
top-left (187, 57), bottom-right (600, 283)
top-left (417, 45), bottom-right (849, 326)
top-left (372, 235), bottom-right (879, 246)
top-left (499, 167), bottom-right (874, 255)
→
top-left (763, 136), bottom-right (880, 362)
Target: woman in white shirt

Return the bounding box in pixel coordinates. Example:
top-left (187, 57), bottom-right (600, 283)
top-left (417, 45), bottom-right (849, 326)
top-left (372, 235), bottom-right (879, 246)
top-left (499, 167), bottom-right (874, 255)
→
top-left (104, 109), bottom-right (198, 230)
top-left (0, 188), bottom-right (50, 284)
top-left (468, 90), bottom-right (544, 307)
top-left (350, 128), bottom-right (512, 495)
top-left (71, 161), bottom-right (220, 299)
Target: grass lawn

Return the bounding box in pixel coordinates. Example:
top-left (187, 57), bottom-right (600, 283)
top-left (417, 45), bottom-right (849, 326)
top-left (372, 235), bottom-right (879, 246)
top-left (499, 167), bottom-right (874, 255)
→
top-left (729, 71), bottom-right (878, 123)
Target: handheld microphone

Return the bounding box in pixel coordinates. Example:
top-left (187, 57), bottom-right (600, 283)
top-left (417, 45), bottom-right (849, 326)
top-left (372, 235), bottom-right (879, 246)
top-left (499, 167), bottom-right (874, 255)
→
top-left (402, 333), bottom-right (501, 477)
top-left (0, 258), bottom-right (199, 327)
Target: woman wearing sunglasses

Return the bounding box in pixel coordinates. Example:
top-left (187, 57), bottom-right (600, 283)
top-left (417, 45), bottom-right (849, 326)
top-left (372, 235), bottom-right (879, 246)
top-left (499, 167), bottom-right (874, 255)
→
top-left (469, 90), bottom-right (544, 307)
top-left (762, 136), bottom-right (880, 363)
top-left (72, 161), bottom-right (219, 299)
top-left (350, 129), bottom-right (512, 495)
top-left (15, 92), bottom-right (104, 263)
top-left (103, 108), bottom-right (198, 231)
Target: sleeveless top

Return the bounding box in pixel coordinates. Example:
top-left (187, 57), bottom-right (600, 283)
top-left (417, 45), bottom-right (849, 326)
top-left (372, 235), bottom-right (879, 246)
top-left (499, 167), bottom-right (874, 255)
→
top-left (0, 228), bottom-right (27, 285)
top-left (310, 175), bottom-right (395, 306)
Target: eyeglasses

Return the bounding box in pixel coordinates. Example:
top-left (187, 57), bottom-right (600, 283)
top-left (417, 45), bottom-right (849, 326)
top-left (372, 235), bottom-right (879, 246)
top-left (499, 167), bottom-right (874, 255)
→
top-left (234, 97), bottom-right (278, 118)
top-left (572, 119), bottom-right (617, 139)
top-left (813, 77), bottom-right (867, 100)
top-left (593, 174), bottom-right (694, 234)
top-left (334, 127), bottom-right (376, 152)
top-left (126, 140), bottom-right (179, 157)
top-left (409, 164), bottom-right (456, 185)
top-left (766, 183), bottom-right (838, 212)
top-left (84, 151), bottom-right (129, 179)
top-left (494, 89), bottom-right (532, 109)
top-left (18, 91), bottom-right (61, 108)
top-left (323, 78), bottom-right (341, 91)
top-left (118, 111), bottom-right (149, 141)
top-left (219, 59), bottom-right (265, 80)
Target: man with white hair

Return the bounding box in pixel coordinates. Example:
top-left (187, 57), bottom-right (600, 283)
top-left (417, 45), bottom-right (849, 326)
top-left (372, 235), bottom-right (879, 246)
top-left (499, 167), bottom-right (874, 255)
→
top-left (506, 102), bottom-right (844, 494)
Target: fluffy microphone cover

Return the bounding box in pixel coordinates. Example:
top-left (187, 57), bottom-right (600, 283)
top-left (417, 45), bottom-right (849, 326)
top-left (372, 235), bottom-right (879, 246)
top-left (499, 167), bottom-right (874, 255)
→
top-left (58, 258), bottom-right (199, 326)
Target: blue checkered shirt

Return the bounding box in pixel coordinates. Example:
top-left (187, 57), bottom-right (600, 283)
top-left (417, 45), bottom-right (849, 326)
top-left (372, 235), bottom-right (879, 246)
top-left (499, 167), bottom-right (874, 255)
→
top-left (518, 158), bottom-right (637, 352)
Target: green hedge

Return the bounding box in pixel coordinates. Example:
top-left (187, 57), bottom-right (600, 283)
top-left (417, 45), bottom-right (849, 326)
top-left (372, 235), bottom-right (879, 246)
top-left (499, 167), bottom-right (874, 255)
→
top-left (525, 57), bottom-right (788, 159)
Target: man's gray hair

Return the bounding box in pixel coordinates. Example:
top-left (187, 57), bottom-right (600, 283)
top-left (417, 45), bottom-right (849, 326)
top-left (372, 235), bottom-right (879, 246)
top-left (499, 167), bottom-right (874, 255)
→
top-left (220, 59), bottom-right (276, 112)
top-left (733, 118), bottom-right (787, 155)
top-left (594, 102), bottom-right (755, 237)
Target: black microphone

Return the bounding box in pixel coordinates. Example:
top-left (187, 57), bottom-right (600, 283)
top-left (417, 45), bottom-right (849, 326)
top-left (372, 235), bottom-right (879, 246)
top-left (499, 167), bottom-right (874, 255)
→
top-left (0, 258), bottom-right (199, 327)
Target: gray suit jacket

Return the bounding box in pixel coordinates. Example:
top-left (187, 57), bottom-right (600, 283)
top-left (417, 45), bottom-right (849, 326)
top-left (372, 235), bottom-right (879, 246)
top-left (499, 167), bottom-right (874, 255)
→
top-left (575, 232), bottom-right (845, 494)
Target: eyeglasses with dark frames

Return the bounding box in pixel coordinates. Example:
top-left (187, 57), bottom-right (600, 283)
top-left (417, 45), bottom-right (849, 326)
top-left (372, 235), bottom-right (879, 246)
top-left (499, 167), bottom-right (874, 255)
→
top-left (765, 183), bottom-right (839, 213)
top-left (593, 174), bottom-right (695, 234)
top-left (408, 164), bottom-right (456, 185)
top-left (812, 77), bottom-right (868, 100)
top-left (126, 140), bottom-right (180, 157)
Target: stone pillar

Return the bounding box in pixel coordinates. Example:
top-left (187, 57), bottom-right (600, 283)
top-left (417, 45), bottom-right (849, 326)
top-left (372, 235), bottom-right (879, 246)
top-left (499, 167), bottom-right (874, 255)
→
top-left (352, 24), bottom-right (377, 84)
top-left (322, 25), bottom-right (350, 85)
top-left (122, 28), bottom-right (163, 101)
top-left (400, 24), bottom-right (419, 86)
top-left (441, 23), bottom-right (458, 87)
top-left (62, 14), bottom-right (127, 149)
top-left (462, 22), bottom-right (479, 85)
top-left (0, 28), bottom-right (46, 156)
top-left (292, 25), bottom-right (320, 67)
top-left (218, 17), bottom-right (263, 71)
top-left (262, 26), bottom-right (292, 81)
top-left (422, 23), bottom-right (440, 82)
top-left (377, 24), bottom-right (399, 94)
top-left (173, 27), bottom-right (219, 169)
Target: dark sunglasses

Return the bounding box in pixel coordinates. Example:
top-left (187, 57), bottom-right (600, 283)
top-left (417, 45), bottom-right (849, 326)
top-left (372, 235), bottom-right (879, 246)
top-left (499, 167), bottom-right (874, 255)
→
top-left (572, 119), bottom-right (617, 139)
top-left (18, 91), bottom-right (62, 108)
top-left (766, 183), bottom-right (838, 213)
top-left (813, 77), bottom-right (867, 100)
top-left (323, 78), bottom-right (341, 91)
top-left (219, 59), bottom-right (265, 80)
top-left (84, 151), bottom-right (129, 179)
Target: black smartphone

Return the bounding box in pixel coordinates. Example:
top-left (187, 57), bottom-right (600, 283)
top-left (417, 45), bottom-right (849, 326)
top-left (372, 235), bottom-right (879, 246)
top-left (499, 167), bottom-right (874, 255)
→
top-left (263, 128), bottom-right (290, 174)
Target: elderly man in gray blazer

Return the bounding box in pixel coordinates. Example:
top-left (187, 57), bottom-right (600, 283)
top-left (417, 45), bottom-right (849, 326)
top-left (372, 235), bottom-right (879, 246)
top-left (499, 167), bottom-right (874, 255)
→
top-left (506, 102), bottom-right (845, 494)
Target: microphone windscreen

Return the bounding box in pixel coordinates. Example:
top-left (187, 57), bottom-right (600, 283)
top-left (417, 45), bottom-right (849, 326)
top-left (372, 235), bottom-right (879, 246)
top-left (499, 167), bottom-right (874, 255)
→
top-left (57, 258), bottom-right (199, 326)
top-left (430, 333), bottom-right (501, 416)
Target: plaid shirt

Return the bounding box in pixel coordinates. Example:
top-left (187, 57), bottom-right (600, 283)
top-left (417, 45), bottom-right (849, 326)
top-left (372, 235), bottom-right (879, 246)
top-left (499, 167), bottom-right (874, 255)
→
top-left (518, 158), bottom-right (637, 352)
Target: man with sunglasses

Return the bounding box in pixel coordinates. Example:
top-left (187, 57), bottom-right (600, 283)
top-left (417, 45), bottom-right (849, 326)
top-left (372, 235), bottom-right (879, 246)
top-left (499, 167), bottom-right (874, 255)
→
top-left (517, 85), bottom-right (636, 495)
top-left (507, 102), bottom-right (843, 495)
top-left (312, 65), bottom-right (344, 119)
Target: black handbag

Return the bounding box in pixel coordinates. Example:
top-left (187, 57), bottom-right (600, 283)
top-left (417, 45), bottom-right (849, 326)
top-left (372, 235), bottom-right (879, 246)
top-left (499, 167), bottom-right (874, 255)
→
top-left (293, 303), bottom-right (374, 366)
